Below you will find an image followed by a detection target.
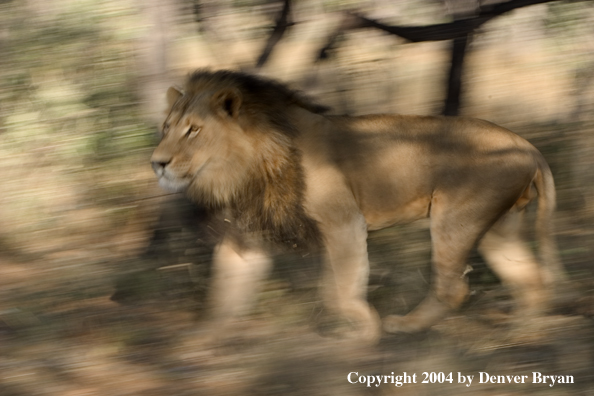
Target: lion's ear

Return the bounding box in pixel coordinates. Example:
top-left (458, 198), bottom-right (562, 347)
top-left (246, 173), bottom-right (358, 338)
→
top-left (166, 86), bottom-right (183, 111)
top-left (211, 88), bottom-right (242, 119)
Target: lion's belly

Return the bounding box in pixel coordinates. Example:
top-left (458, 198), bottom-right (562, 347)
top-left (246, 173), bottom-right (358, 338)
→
top-left (363, 195), bottom-right (431, 231)
top-left (346, 161), bottom-right (433, 231)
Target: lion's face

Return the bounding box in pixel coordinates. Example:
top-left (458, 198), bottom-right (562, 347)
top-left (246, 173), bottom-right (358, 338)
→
top-left (151, 87), bottom-right (257, 205)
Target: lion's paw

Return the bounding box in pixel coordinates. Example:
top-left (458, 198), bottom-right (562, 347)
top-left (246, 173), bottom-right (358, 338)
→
top-left (349, 322), bottom-right (382, 345)
top-left (382, 314), bottom-right (419, 334)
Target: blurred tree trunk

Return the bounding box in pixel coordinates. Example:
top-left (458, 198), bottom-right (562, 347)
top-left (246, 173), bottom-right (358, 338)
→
top-left (442, 0), bottom-right (475, 116)
top-left (442, 35), bottom-right (470, 116)
top-left (134, 0), bottom-right (176, 123)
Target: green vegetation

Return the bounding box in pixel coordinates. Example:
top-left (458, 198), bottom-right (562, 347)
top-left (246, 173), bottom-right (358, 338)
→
top-left (0, 0), bottom-right (155, 251)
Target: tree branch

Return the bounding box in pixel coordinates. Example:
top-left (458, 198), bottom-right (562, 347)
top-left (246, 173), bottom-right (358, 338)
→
top-left (316, 0), bottom-right (561, 61)
top-left (256, 0), bottom-right (293, 69)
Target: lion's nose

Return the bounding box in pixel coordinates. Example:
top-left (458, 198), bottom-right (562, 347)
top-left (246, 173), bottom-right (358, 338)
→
top-left (151, 159), bottom-right (171, 175)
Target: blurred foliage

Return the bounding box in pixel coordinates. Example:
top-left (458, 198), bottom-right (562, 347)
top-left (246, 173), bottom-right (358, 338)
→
top-left (0, 0), bottom-right (153, 162)
top-left (0, 0), bottom-right (157, 252)
top-left (545, 1), bottom-right (594, 38)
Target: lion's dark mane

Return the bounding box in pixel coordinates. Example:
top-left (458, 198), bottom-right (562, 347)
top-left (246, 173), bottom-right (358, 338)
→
top-left (185, 70), bottom-right (325, 251)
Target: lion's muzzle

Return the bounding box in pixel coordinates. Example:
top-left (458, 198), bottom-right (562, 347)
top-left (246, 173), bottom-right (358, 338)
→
top-left (150, 156), bottom-right (191, 192)
top-left (151, 159), bottom-right (169, 178)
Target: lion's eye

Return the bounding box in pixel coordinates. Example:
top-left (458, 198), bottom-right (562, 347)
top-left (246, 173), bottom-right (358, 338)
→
top-left (185, 125), bottom-right (201, 139)
top-left (162, 122), bottom-right (170, 135)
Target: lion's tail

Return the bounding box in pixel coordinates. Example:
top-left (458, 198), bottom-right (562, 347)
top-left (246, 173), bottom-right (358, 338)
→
top-left (533, 158), bottom-right (567, 284)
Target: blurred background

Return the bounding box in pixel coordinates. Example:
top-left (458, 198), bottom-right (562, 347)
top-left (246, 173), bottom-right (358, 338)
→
top-left (1, 0), bottom-right (593, 395)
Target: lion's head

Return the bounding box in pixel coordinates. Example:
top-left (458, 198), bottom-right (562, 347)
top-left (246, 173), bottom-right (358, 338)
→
top-left (151, 82), bottom-right (257, 206)
top-left (150, 70), bottom-right (324, 248)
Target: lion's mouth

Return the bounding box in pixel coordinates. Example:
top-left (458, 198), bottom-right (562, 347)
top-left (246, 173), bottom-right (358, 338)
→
top-left (156, 174), bottom-right (191, 193)
top-left (155, 161), bottom-right (210, 193)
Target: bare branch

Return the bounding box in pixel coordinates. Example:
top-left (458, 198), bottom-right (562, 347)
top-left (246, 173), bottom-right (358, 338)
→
top-left (351, 13), bottom-right (486, 42)
top-left (256, 0), bottom-right (293, 69)
top-left (316, 0), bottom-right (562, 62)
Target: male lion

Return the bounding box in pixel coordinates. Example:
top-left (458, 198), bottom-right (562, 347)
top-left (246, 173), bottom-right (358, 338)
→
top-left (151, 70), bottom-right (566, 343)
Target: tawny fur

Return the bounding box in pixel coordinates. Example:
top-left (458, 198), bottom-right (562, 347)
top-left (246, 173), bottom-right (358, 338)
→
top-left (151, 70), bottom-right (566, 343)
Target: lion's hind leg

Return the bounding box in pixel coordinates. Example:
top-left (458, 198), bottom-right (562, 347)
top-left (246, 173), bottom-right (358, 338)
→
top-left (384, 192), bottom-right (504, 334)
top-left (478, 209), bottom-right (548, 317)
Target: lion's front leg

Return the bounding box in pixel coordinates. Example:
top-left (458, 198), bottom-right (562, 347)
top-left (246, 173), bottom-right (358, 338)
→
top-left (208, 237), bottom-right (272, 328)
top-left (320, 215), bottom-right (381, 344)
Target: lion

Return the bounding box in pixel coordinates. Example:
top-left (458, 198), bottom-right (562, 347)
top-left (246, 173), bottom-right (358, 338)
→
top-left (150, 69), bottom-right (567, 343)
